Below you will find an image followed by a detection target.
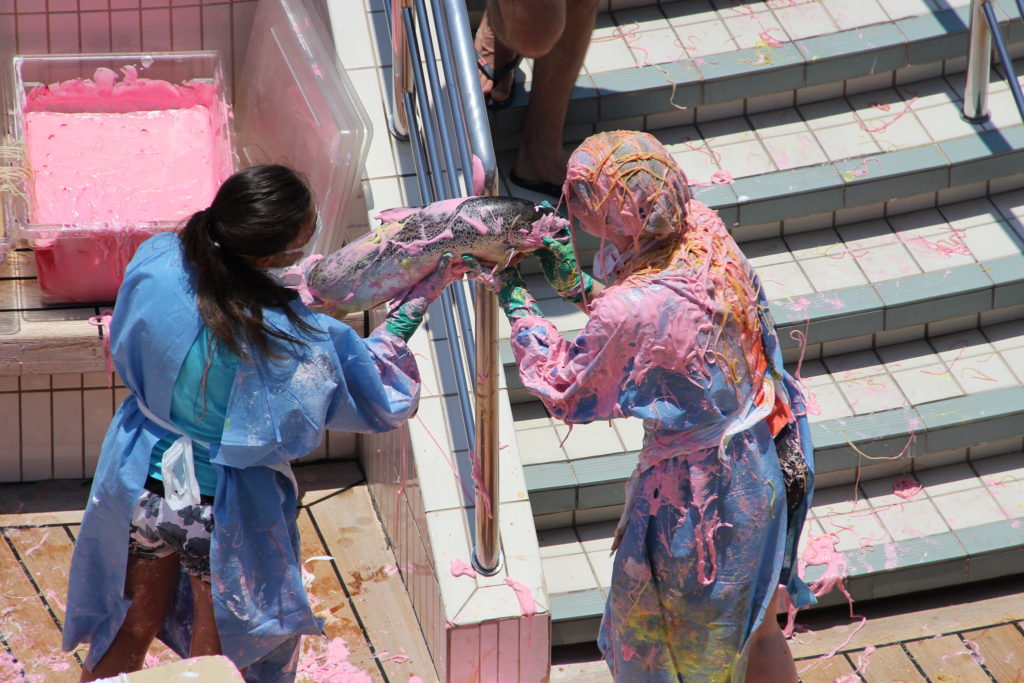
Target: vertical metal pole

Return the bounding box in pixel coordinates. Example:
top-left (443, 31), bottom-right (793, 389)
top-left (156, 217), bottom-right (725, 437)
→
top-left (472, 277), bottom-right (502, 575)
top-left (389, 0), bottom-right (412, 139)
top-left (963, 0), bottom-right (993, 123)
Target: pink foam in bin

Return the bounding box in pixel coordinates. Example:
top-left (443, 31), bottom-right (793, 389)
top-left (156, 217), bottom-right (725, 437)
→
top-left (7, 52), bottom-right (235, 304)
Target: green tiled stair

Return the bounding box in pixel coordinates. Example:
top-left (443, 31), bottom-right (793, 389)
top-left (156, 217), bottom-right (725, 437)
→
top-left (496, 0), bottom-right (1024, 647)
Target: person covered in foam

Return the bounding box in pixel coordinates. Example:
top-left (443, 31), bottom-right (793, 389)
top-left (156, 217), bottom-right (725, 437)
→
top-left (62, 165), bottom-right (464, 682)
top-left (492, 131), bottom-right (816, 681)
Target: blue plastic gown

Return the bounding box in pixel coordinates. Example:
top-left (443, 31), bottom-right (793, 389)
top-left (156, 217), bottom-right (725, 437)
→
top-left (62, 233), bottom-right (421, 681)
top-left (508, 201), bottom-right (815, 681)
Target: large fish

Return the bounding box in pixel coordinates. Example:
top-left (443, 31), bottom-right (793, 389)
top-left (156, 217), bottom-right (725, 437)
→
top-left (305, 195), bottom-right (568, 315)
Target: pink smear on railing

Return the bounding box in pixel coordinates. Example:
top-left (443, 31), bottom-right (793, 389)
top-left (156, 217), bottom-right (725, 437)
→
top-left (893, 477), bottom-right (923, 500)
top-left (471, 448), bottom-right (493, 520)
top-left (471, 154), bottom-right (485, 195)
top-left (690, 169), bottom-right (736, 187)
top-left (450, 558), bottom-right (478, 578)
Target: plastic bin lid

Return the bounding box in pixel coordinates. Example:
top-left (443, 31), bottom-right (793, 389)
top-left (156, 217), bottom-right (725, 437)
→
top-left (234, 0), bottom-right (371, 256)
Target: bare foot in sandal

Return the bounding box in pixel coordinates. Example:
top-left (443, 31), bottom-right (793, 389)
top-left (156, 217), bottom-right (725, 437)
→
top-left (475, 13), bottom-right (520, 108)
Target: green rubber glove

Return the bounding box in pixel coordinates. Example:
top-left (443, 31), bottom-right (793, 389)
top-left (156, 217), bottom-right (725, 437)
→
top-left (384, 253), bottom-right (458, 341)
top-left (496, 266), bottom-right (542, 322)
top-left (534, 232), bottom-right (594, 304)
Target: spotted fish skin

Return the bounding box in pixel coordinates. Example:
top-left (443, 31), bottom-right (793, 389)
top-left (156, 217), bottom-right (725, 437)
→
top-left (306, 196), bottom-right (568, 315)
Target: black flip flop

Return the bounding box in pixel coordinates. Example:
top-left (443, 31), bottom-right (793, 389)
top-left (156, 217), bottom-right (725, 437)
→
top-left (510, 170), bottom-right (563, 199)
top-left (476, 51), bottom-right (522, 110)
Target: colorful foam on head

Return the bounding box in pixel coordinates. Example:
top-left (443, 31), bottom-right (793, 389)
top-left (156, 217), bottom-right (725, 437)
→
top-left (12, 56), bottom-right (234, 303)
top-left (564, 130), bottom-right (692, 247)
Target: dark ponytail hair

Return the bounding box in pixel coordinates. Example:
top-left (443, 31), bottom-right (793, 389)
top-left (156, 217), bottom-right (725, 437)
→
top-left (179, 164), bottom-right (318, 360)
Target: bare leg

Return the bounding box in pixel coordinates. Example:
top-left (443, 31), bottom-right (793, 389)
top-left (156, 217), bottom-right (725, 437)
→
top-left (80, 554), bottom-right (180, 682)
top-left (188, 575), bottom-right (222, 658)
top-left (745, 587), bottom-right (798, 683)
top-left (512, 0), bottom-right (599, 188)
top-left (477, 0), bottom-right (566, 106)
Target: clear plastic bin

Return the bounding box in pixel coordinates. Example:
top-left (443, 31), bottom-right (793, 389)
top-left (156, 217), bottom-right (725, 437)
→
top-left (234, 0), bottom-right (372, 257)
top-left (4, 51), bottom-right (235, 304)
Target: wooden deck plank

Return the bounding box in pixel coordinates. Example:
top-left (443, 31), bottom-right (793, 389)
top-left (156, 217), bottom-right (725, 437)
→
top-left (790, 577), bottom-right (1024, 658)
top-left (5, 526), bottom-right (75, 624)
top-left (904, 634), bottom-right (990, 682)
top-left (295, 507), bottom-right (381, 678)
top-left (858, 644), bottom-right (927, 682)
top-left (795, 653), bottom-right (855, 682)
top-left (310, 486), bottom-right (439, 682)
top-left (0, 531), bottom-right (80, 680)
top-left (961, 624), bottom-right (1024, 683)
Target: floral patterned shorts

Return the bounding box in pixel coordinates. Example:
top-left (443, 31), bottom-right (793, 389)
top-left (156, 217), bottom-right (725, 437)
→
top-left (128, 486), bottom-right (214, 583)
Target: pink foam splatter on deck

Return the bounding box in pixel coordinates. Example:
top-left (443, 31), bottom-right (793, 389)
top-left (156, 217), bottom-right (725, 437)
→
top-left (0, 652), bottom-right (24, 680)
top-left (298, 637), bottom-right (374, 682)
top-left (450, 558), bottom-right (477, 578)
top-left (45, 589), bottom-right (67, 612)
top-left (834, 645), bottom-right (876, 682)
top-left (376, 651), bottom-right (411, 663)
top-left (893, 477), bottom-right (923, 500)
top-left (409, 676), bottom-right (424, 683)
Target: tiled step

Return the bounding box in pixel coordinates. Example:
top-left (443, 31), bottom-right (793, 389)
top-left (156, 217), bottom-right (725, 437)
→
top-left (511, 318), bottom-right (1024, 530)
top-left (504, 190), bottom-right (1024, 399)
top-left (505, 64), bottom-right (1024, 236)
top-left (492, 0), bottom-right (1024, 151)
top-left (540, 452), bottom-right (1024, 645)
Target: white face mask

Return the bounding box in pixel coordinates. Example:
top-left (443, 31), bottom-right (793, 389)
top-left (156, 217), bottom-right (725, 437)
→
top-left (594, 241), bottom-right (622, 279)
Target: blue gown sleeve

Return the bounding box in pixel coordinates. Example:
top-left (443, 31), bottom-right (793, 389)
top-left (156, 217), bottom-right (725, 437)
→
top-left (323, 322), bottom-right (421, 433)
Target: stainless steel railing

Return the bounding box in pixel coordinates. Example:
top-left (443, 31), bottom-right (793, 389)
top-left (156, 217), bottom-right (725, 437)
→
top-left (963, 0), bottom-right (1024, 123)
top-left (387, 0), bottom-right (503, 575)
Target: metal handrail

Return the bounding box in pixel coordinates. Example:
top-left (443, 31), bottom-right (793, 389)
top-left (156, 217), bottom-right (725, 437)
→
top-left (386, 0), bottom-right (503, 575)
top-left (963, 0), bottom-right (1024, 123)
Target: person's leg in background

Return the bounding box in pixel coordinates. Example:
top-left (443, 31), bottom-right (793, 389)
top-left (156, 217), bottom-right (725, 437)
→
top-left (510, 0), bottom-right (599, 191)
top-left (745, 586), bottom-right (799, 683)
top-left (478, 0), bottom-right (599, 192)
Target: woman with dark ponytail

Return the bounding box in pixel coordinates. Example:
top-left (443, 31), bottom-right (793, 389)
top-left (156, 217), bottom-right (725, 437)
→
top-left (62, 165), bottom-right (460, 681)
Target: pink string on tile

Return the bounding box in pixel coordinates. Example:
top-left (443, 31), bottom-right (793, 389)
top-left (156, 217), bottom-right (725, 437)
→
top-left (413, 414), bottom-right (476, 503)
top-left (921, 339), bottom-right (968, 376)
top-left (817, 243), bottom-right (869, 260)
top-left (758, 28), bottom-right (785, 48)
top-left (841, 157), bottom-right (883, 181)
top-left (857, 96), bottom-right (920, 134)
